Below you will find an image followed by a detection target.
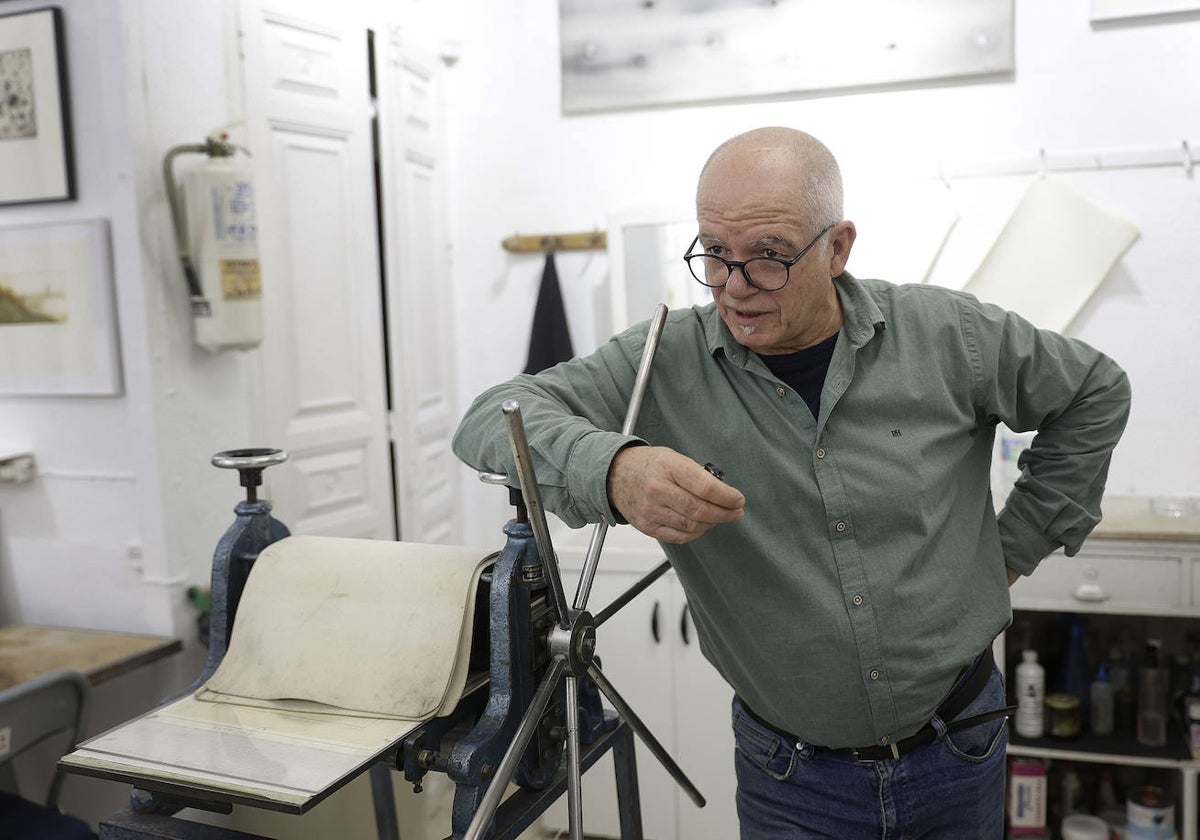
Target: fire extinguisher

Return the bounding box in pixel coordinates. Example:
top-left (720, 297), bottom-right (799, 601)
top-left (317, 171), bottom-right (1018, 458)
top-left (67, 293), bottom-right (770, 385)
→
top-left (163, 130), bottom-right (263, 352)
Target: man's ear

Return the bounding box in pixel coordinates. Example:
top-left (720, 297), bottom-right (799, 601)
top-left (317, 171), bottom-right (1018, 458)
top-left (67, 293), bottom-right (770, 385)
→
top-left (828, 221), bottom-right (857, 276)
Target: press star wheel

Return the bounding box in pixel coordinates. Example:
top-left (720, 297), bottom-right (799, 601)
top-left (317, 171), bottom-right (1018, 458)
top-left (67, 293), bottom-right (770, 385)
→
top-left (464, 305), bottom-right (706, 840)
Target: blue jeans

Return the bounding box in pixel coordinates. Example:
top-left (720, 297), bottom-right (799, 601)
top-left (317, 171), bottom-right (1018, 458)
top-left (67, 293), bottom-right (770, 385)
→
top-left (733, 661), bottom-right (1008, 839)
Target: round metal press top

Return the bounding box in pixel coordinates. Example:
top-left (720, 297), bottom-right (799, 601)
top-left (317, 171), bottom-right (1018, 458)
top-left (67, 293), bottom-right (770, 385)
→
top-left (211, 448), bottom-right (288, 469)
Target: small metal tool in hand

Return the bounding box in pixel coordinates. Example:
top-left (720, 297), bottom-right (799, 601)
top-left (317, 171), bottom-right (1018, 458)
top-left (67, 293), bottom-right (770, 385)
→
top-left (703, 462), bottom-right (725, 481)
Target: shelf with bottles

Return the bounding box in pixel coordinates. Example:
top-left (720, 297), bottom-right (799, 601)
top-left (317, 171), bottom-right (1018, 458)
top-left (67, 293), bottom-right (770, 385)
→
top-left (1009, 719), bottom-right (1194, 765)
top-left (1004, 610), bottom-right (1200, 765)
top-left (1007, 756), bottom-right (1187, 840)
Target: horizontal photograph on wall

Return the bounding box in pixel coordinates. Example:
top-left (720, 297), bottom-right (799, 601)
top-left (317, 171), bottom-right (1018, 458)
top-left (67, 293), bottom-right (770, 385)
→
top-left (1091, 0), bottom-right (1200, 22)
top-left (559, 0), bottom-right (1014, 113)
top-left (0, 219), bottom-right (122, 396)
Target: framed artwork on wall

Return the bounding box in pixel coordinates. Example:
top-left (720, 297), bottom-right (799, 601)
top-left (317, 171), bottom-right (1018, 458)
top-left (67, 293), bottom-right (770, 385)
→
top-left (1091, 0), bottom-right (1200, 21)
top-left (559, 0), bottom-right (1014, 114)
top-left (0, 220), bottom-right (122, 396)
top-left (0, 6), bottom-right (76, 205)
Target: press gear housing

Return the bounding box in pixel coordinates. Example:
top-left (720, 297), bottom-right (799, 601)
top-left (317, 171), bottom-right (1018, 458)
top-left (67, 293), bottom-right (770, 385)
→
top-left (163, 131), bottom-right (263, 352)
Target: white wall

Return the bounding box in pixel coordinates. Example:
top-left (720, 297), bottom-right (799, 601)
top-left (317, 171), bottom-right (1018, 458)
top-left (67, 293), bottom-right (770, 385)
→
top-left (0, 0), bottom-right (260, 828)
top-left (443, 1), bottom-right (1200, 549)
top-left (0, 0), bottom-right (263, 637)
top-left (0, 0), bottom-right (167, 635)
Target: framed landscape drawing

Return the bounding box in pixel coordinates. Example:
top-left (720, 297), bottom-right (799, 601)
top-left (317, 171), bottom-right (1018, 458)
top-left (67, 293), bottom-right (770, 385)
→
top-left (0, 6), bottom-right (76, 205)
top-left (0, 220), bottom-right (122, 396)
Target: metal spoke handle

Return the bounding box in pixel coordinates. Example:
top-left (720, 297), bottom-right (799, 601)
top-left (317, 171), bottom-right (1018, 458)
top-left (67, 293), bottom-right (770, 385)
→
top-left (564, 676), bottom-right (584, 840)
top-left (588, 663), bottom-right (706, 808)
top-left (574, 303), bottom-right (668, 612)
top-left (594, 560), bottom-right (671, 628)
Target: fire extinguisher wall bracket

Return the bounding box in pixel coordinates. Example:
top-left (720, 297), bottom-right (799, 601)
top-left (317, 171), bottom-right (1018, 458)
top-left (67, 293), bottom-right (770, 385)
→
top-left (162, 133), bottom-right (264, 352)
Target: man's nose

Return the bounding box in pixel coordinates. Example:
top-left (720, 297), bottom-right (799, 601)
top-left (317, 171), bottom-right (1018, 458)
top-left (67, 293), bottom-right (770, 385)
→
top-left (724, 264), bottom-right (757, 296)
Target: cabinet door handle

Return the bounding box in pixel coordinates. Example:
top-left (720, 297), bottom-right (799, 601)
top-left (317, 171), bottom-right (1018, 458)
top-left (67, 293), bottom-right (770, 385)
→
top-left (680, 603), bottom-right (691, 646)
top-left (651, 601), bottom-right (660, 644)
top-left (1072, 582), bottom-right (1109, 602)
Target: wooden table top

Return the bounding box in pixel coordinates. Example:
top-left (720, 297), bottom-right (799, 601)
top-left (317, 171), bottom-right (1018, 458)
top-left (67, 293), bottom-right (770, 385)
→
top-left (0, 624), bottom-right (183, 692)
top-left (1091, 494), bottom-right (1200, 542)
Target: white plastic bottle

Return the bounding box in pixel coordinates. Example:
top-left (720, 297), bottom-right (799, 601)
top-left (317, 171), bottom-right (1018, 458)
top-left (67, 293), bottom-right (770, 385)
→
top-left (1016, 649), bottom-right (1046, 738)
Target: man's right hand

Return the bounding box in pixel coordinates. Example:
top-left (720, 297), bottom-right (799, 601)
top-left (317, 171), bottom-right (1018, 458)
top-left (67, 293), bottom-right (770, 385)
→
top-left (607, 446), bottom-right (745, 544)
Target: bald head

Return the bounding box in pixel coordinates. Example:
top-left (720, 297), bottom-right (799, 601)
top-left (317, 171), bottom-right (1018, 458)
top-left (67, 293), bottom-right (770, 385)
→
top-left (697, 127), bottom-right (843, 225)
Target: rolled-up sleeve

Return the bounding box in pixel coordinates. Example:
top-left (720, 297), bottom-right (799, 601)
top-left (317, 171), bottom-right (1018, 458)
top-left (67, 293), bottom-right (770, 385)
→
top-left (451, 327), bottom-right (650, 527)
top-left (964, 299), bottom-right (1132, 575)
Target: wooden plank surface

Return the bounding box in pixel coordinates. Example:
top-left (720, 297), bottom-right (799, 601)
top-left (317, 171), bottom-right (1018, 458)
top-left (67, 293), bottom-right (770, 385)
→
top-left (0, 624), bottom-right (182, 691)
top-left (1091, 494), bottom-right (1200, 542)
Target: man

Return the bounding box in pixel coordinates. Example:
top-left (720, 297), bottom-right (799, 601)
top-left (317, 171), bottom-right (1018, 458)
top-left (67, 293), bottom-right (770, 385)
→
top-left (453, 127), bottom-right (1131, 837)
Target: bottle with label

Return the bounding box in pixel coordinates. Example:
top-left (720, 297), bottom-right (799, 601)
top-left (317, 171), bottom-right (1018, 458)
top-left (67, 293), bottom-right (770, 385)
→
top-left (1060, 618), bottom-right (1091, 726)
top-left (1090, 662), bottom-right (1115, 736)
top-left (1015, 649), bottom-right (1046, 738)
top-left (1060, 763), bottom-right (1082, 816)
top-left (1097, 767), bottom-right (1119, 812)
top-left (1137, 639), bottom-right (1169, 748)
top-left (1188, 697), bottom-right (1200, 755)
top-left (1108, 645), bottom-right (1136, 733)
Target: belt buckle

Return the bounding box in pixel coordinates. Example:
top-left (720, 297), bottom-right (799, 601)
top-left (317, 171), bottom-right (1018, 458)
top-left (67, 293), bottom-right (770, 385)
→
top-left (852, 741), bottom-right (900, 760)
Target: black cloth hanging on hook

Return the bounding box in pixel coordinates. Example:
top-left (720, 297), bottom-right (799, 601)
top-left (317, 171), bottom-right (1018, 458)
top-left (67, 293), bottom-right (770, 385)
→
top-left (523, 251), bottom-right (575, 374)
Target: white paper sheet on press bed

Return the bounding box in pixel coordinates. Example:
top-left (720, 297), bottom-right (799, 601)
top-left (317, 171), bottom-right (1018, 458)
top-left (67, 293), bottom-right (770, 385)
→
top-left (961, 177), bottom-right (1139, 332)
top-left (61, 693), bottom-right (421, 809)
top-left (198, 535), bottom-right (492, 719)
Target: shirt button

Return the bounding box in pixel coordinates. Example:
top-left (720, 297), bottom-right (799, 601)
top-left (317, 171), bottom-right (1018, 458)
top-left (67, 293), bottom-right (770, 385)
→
top-left (816, 448), bottom-right (826, 459)
top-left (869, 669), bottom-right (880, 680)
top-left (852, 594), bottom-right (864, 606)
top-left (835, 521), bottom-right (847, 533)
top-left (776, 387), bottom-right (786, 396)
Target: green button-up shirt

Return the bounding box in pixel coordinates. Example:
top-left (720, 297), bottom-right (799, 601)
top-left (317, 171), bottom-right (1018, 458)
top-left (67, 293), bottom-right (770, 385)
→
top-left (453, 273), bottom-right (1131, 748)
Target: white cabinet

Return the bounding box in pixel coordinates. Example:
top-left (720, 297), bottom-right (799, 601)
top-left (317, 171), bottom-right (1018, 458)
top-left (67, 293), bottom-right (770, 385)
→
top-left (1003, 512), bottom-right (1200, 840)
top-left (1010, 539), bottom-right (1191, 616)
top-left (542, 526), bottom-right (738, 840)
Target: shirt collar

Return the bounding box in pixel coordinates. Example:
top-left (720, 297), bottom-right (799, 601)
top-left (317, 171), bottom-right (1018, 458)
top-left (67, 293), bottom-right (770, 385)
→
top-left (703, 271), bottom-right (887, 361)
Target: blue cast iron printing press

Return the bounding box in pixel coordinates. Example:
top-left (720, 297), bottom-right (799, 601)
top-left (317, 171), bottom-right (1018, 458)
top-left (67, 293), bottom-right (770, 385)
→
top-left (60, 305), bottom-right (704, 840)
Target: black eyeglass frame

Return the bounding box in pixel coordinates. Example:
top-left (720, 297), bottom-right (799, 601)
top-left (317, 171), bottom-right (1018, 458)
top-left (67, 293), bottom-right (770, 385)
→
top-left (683, 223), bottom-right (837, 291)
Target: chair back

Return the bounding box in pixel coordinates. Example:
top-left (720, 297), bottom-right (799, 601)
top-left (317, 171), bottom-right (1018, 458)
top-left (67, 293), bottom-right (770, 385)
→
top-left (0, 668), bottom-right (91, 808)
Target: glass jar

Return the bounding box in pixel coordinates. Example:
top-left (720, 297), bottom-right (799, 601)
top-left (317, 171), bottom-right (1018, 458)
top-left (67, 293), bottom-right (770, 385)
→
top-left (1046, 693), bottom-right (1082, 739)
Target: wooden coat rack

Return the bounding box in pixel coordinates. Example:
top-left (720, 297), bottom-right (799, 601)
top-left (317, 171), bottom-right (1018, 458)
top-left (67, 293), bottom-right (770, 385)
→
top-left (501, 231), bottom-right (607, 253)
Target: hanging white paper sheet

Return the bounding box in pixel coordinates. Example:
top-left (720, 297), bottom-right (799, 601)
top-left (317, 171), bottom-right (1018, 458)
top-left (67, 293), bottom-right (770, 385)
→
top-left (961, 177), bottom-right (1139, 331)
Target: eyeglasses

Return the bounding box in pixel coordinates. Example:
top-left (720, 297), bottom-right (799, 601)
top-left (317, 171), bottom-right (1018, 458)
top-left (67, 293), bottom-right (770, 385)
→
top-left (683, 223), bottom-right (836, 292)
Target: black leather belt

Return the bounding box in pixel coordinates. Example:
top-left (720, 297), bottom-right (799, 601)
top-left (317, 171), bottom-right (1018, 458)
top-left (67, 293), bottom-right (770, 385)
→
top-left (739, 647), bottom-right (1016, 761)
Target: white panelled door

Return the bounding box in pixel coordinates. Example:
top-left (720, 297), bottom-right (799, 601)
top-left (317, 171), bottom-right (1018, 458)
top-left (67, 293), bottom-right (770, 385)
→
top-left (376, 25), bottom-right (461, 545)
top-left (240, 0), bottom-right (396, 538)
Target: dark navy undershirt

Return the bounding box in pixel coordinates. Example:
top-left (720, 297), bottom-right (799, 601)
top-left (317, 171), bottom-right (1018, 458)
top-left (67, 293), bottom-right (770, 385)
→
top-left (758, 332), bottom-right (839, 419)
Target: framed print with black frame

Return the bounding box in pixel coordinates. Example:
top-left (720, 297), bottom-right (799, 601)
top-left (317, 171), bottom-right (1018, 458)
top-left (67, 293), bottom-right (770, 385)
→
top-left (0, 6), bottom-right (75, 206)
